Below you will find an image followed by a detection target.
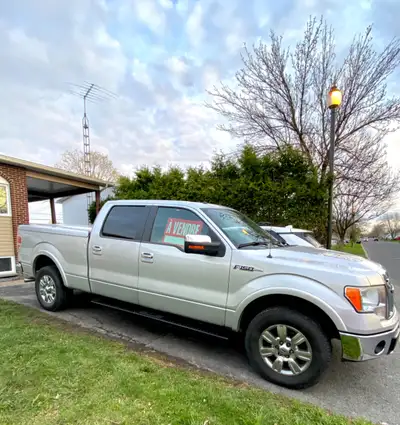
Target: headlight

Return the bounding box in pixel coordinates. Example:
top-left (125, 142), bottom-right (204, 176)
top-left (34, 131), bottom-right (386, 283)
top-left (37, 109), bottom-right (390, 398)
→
top-left (345, 285), bottom-right (387, 318)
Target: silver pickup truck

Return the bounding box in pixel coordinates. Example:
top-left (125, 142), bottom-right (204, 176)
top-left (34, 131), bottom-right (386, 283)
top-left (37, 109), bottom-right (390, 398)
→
top-left (17, 200), bottom-right (399, 389)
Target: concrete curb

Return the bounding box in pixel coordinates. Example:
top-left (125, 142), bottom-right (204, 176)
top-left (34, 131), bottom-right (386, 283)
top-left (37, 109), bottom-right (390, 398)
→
top-left (361, 243), bottom-right (369, 259)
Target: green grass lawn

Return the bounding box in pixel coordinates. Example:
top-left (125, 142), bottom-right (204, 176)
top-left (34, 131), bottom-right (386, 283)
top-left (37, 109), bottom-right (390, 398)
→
top-left (0, 300), bottom-right (372, 425)
top-left (333, 243), bottom-right (366, 257)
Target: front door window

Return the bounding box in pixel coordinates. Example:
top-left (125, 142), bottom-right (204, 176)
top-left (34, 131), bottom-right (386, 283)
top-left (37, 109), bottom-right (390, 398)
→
top-left (150, 207), bottom-right (216, 249)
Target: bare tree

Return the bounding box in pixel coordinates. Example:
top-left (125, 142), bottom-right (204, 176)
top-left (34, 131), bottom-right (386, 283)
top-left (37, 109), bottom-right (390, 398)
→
top-left (55, 149), bottom-right (119, 182)
top-left (207, 16), bottom-right (400, 235)
top-left (384, 212), bottom-right (400, 239)
top-left (333, 141), bottom-right (399, 241)
top-left (369, 222), bottom-right (386, 238)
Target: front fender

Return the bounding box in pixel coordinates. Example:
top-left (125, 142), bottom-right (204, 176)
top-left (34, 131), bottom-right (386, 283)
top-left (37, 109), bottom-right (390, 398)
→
top-left (226, 274), bottom-right (351, 332)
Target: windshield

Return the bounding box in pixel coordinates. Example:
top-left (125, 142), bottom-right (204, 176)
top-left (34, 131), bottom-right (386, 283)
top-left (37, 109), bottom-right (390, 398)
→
top-left (297, 232), bottom-right (322, 248)
top-left (280, 232), bottom-right (322, 248)
top-left (264, 229), bottom-right (288, 245)
top-left (201, 208), bottom-right (283, 248)
top-left (279, 233), bottom-right (312, 247)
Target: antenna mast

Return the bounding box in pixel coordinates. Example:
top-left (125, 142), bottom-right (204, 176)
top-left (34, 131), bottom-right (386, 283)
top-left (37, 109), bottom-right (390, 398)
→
top-left (82, 84), bottom-right (93, 180)
top-left (67, 81), bottom-right (117, 223)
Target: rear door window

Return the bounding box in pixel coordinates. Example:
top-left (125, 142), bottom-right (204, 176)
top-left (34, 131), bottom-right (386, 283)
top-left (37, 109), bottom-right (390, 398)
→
top-left (101, 206), bottom-right (149, 241)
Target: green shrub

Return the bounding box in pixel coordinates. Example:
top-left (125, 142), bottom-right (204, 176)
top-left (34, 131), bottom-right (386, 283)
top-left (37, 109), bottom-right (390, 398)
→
top-left (90, 146), bottom-right (327, 235)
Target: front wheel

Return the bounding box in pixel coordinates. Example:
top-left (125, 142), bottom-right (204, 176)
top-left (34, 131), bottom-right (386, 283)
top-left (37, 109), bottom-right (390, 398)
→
top-left (245, 307), bottom-right (332, 389)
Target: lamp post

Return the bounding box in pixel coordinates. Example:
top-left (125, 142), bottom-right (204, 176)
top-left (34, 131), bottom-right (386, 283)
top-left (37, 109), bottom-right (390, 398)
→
top-left (326, 85), bottom-right (342, 249)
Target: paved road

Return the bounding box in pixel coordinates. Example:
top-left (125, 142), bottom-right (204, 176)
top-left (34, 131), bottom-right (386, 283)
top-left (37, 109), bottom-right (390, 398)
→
top-left (363, 241), bottom-right (400, 293)
top-left (0, 280), bottom-right (398, 425)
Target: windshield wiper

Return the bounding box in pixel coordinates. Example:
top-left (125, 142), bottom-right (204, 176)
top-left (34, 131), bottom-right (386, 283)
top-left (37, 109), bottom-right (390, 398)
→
top-left (237, 241), bottom-right (270, 249)
top-left (238, 240), bottom-right (287, 249)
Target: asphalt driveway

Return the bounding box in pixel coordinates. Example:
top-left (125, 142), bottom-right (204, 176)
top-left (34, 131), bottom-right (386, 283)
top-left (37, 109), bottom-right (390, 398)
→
top-left (2, 241), bottom-right (400, 425)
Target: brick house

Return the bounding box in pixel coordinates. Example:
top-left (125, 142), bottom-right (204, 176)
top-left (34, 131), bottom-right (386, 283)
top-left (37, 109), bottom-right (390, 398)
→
top-left (0, 154), bottom-right (110, 278)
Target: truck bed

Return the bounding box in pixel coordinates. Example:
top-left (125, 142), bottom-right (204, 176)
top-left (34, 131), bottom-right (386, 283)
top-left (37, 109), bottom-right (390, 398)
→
top-left (19, 224), bottom-right (91, 238)
top-left (18, 224), bottom-right (91, 292)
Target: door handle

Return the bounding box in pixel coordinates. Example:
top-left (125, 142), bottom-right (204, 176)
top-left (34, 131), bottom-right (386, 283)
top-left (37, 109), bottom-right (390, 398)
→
top-left (92, 245), bottom-right (102, 254)
top-left (141, 252), bottom-right (154, 259)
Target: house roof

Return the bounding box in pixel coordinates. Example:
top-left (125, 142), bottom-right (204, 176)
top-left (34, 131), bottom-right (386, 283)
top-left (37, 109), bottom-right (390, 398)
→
top-left (0, 154), bottom-right (114, 202)
top-left (56, 196), bottom-right (81, 204)
top-left (0, 154), bottom-right (112, 186)
top-left (57, 186), bottom-right (114, 204)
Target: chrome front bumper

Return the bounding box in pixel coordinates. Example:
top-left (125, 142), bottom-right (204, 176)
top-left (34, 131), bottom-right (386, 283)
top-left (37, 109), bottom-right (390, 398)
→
top-left (340, 325), bottom-right (399, 361)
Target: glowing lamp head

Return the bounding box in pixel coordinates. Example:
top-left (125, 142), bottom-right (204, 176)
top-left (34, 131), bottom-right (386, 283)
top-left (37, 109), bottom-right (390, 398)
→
top-left (327, 85), bottom-right (342, 109)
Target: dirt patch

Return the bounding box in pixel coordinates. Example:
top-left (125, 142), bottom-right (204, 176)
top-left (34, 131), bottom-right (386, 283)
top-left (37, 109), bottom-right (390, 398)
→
top-left (0, 278), bottom-right (26, 287)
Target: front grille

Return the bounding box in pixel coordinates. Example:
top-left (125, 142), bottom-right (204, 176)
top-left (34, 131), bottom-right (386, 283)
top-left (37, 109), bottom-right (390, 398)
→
top-left (384, 272), bottom-right (395, 319)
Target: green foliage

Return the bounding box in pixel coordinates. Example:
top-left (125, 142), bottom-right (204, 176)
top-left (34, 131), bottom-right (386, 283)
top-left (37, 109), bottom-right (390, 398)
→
top-left (333, 243), bottom-right (366, 258)
top-left (90, 146), bottom-right (328, 233)
top-left (0, 300), bottom-right (372, 425)
top-left (349, 225), bottom-right (361, 244)
top-left (88, 196), bottom-right (113, 224)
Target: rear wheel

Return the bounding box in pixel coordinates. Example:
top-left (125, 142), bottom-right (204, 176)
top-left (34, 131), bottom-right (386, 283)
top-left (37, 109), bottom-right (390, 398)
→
top-left (245, 307), bottom-right (332, 389)
top-left (35, 266), bottom-right (72, 311)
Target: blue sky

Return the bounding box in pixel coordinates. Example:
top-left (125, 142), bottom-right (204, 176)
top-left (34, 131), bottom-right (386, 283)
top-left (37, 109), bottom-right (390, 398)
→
top-left (0, 0), bottom-right (399, 181)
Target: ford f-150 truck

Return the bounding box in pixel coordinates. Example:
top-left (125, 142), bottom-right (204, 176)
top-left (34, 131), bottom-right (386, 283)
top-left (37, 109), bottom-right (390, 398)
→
top-left (17, 200), bottom-right (399, 389)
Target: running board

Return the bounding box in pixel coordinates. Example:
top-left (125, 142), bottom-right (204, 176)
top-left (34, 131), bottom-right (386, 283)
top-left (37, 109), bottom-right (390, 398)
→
top-left (90, 296), bottom-right (231, 340)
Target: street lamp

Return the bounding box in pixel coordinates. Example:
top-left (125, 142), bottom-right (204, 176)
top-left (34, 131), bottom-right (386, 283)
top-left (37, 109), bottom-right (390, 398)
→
top-left (326, 85), bottom-right (342, 249)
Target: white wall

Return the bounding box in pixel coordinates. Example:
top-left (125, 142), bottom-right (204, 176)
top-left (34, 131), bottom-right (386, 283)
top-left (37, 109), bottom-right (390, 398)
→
top-left (29, 200), bottom-right (63, 224)
top-left (62, 193), bottom-right (91, 225)
top-left (61, 187), bottom-right (114, 226)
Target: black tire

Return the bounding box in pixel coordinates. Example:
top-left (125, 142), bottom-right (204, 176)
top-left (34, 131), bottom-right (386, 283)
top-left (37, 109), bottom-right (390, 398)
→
top-left (35, 266), bottom-right (72, 312)
top-left (245, 307), bottom-right (332, 389)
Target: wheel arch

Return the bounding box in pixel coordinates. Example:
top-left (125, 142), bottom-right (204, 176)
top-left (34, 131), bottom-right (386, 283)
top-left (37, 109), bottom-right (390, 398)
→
top-left (33, 253), bottom-right (68, 287)
top-left (238, 294), bottom-right (340, 340)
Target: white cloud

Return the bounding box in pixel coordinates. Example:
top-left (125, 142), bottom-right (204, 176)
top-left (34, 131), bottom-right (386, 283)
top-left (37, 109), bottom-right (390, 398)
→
top-left (159, 0), bottom-right (174, 9)
top-left (385, 130), bottom-right (400, 171)
top-left (132, 58), bottom-right (153, 88)
top-left (186, 2), bottom-right (205, 48)
top-left (7, 27), bottom-right (49, 62)
top-left (202, 66), bottom-right (220, 90)
top-left (166, 56), bottom-right (188, 75)
top-left (134, 0), bottom-right (166, 34)
top-left (225, 22), bottom-right (244, 55)
top-left (0, 0), bottom-right (398, 206)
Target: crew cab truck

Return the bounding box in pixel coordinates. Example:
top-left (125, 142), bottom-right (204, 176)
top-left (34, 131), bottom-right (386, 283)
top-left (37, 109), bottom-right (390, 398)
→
top-left (17, 200), bottom-right (399, 389)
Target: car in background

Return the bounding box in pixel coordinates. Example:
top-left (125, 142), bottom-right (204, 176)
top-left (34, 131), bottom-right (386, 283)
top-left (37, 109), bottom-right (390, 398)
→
top-left (259, 224), bottom-right (323, 248)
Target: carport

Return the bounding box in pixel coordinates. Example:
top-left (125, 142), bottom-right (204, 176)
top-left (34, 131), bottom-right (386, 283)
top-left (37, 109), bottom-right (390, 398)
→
top-left (0, 154), bottom-right (111, 277)
top-left (25, 167), bottom-right (105, 223)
